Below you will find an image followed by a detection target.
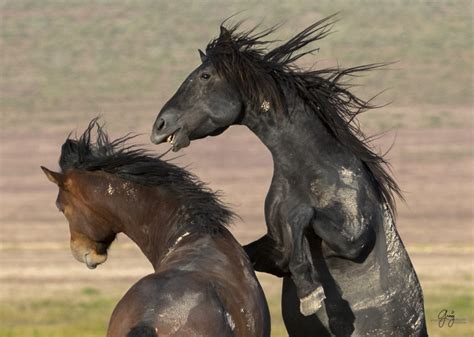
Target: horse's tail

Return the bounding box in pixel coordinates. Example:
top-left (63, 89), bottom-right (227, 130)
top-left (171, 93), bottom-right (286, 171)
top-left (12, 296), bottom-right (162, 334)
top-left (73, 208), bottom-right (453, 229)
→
top-left (126, 325), bottom-right (157, 337)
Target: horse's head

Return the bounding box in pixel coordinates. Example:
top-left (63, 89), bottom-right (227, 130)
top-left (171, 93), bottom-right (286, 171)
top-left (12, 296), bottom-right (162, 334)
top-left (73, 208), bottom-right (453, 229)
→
top-left (151, 41), bottom-right (244, 152)
top-left (41, 167), bottom-right (116, 269)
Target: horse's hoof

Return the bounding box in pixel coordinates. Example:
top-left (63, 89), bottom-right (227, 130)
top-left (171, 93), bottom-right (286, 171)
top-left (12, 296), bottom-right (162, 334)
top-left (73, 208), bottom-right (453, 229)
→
top-left (300, 286), bottom-right (326, 316)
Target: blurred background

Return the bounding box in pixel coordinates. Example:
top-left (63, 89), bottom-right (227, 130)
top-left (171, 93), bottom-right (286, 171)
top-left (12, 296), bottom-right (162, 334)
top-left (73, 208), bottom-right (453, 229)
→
top-left (0, 1), bottom-right (472, 336)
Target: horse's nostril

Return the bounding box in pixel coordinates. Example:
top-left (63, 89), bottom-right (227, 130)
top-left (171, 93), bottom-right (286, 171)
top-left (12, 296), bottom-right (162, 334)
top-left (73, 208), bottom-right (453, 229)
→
top-left (155, 118), bottom-right (166, 131)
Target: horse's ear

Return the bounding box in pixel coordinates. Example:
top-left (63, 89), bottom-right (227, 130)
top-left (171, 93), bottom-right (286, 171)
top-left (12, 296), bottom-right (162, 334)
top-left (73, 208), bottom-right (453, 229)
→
top-left (219, 26), bottom-right (231, 40)
top-left (41, 166), bottom-right (64, 187)
top-left (198, 49), bottom-right (207, 63)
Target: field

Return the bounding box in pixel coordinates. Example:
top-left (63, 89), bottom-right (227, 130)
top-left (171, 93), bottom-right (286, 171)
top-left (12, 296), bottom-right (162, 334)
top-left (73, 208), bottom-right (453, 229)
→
top-left (1, 1), bottom-right (473, 336)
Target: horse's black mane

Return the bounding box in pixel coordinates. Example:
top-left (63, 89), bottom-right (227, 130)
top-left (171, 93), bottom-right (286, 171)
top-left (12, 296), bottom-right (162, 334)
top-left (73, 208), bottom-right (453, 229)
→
top-left (204, 14), bottom-right (402, 213)
top-left (59, 119), bottom-right (234, 232)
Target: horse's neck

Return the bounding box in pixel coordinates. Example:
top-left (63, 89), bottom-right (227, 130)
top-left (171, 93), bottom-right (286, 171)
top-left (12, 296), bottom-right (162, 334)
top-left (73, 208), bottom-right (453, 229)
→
top-left (156, 232), bottom-right (227, 272)
top-left (120, 200), bottom-right (189, 271)
top-left (241, 95), bottom-right (350, 174)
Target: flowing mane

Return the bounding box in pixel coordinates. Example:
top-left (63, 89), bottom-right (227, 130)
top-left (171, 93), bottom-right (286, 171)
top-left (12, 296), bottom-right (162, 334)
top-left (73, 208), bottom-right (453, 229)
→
top-left (204, 15), bottom-right (402, 213)
top-left (59, 119), bottom-right (234, 231)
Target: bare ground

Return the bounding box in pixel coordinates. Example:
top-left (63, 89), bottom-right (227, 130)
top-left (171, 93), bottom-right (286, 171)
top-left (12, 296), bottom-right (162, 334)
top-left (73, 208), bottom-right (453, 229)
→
top-left (0, 106), bottom-right (473, 335)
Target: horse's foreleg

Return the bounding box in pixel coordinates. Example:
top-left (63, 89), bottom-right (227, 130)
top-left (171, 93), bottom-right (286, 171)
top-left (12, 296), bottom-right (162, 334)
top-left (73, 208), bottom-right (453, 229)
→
top-left (287, 204), bottom-right (326, 316)
top-left (243, 235), bottom-right (289, 277)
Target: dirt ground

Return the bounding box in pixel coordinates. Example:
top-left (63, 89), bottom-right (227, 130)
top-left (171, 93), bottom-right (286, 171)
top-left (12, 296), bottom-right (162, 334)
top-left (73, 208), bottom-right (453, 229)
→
top-left (1, 105), bottom-right (473, 336)
top-left (0, 103), bottom-right (474, 337)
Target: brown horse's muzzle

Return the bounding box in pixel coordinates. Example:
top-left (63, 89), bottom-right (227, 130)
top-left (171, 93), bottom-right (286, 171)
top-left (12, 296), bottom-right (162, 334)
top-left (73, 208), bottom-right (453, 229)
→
top-left (70, 233), bottom-right (108, 269)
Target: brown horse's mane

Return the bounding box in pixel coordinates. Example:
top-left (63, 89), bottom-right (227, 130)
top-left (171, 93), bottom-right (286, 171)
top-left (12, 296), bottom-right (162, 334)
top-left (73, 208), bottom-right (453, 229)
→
top-left (204, 15), bottom-right (402, 214)
top-left (59, 119), bottom-right (234, 232)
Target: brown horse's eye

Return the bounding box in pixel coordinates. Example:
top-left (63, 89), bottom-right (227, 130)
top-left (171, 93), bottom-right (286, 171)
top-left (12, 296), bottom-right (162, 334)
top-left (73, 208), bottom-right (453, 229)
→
top-left (201, 73), bottom-right (211, 80)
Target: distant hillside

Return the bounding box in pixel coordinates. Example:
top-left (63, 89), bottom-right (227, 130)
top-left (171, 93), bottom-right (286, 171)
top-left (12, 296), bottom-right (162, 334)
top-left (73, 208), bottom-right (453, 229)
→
top-left (1, 0), bottom-right (472, 130)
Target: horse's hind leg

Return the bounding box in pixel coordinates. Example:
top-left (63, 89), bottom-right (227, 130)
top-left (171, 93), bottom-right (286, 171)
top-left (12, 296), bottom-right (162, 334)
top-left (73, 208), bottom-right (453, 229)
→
top-left (287, 204), bottom-right (326, 316)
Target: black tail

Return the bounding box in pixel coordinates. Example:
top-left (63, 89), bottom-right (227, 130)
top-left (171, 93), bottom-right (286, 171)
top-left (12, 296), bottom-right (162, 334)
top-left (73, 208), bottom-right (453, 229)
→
top-left (126, 325), bottom-right (157, 337)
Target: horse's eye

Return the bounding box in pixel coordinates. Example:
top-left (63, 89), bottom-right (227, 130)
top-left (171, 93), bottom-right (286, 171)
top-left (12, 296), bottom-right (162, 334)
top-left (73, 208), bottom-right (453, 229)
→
top-left (200, 73), bottom-right (211, 80)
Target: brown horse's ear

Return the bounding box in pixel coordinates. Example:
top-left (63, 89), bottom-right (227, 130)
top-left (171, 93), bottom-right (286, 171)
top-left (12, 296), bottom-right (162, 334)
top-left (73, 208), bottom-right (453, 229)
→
top-left (41, 166), bottom-right (64, 187)
top-left (198, 49), bottom-right (207, 63)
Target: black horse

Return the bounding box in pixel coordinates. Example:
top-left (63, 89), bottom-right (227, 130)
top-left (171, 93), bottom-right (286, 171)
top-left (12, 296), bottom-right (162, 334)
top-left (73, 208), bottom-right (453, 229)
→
top-left (151, 16), bottom-right (427, 337)
top-left (42, 120), bottom-right (270, 337)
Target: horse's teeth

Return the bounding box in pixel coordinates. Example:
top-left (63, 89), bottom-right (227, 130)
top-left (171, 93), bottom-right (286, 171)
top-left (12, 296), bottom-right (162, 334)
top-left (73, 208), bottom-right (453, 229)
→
top-left (167, 135), bottom-right (173, 143)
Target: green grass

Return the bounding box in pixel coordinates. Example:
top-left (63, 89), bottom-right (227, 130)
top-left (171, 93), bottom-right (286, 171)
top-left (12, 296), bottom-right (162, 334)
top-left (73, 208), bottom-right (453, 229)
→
top-left (1, 0), bottom-right (472, 131)
top-left (1, 285), bottom-right (472, 337)
top-left (0, 288), bottom-right (114, 337)
top-left (424, 285), bottom-right (474, 337)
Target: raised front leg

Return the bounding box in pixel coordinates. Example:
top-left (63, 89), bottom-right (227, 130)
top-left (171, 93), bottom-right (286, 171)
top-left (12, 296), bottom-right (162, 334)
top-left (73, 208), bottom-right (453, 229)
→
top-left (287, 204), bottom-right (326, 316)
top-left (244, 235), bottom-right (289, 277)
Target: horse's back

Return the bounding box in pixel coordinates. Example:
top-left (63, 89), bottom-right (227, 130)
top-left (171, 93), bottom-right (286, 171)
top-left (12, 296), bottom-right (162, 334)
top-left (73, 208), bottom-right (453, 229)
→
top-left (107, 272), bottom-right (236, 337)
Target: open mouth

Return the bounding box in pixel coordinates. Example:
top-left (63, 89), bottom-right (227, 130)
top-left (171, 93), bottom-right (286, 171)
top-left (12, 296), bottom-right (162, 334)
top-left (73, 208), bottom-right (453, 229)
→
top-left (151, 127), bottom-right (180, 146)
top-left (151, 127), bottom-right (190, 152)
top-left (166, 132), bottom-right (177, 145)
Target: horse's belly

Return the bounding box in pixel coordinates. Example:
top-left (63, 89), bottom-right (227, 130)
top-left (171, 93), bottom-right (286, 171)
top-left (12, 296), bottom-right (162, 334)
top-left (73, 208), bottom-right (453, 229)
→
top-left (317, 241), bottom-right (425, 335)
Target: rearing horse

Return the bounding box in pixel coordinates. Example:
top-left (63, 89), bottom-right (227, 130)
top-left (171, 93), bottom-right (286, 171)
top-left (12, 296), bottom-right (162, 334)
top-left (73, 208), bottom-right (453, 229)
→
top-left (151, 16), bottom-right (427, 336)
top-left (42, 120), bottom-right (270, 337)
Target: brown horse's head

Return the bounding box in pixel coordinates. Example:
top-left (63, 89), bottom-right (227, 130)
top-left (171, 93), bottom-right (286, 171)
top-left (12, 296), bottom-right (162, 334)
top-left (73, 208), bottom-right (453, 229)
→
top-left (41, 167), bottom-right (116, 269)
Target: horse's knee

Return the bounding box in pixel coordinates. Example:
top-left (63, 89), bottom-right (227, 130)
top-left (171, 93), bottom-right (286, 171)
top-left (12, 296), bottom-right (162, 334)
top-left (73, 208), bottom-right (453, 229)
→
top-left (288, 205), bottom-right (315, 231)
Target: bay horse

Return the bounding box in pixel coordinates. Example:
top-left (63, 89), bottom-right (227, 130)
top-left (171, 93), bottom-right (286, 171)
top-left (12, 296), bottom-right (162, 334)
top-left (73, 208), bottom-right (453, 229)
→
top-left (41, 120), bottom-right (270, 337)
top-left (151, 16), bottom-right (427, 336)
